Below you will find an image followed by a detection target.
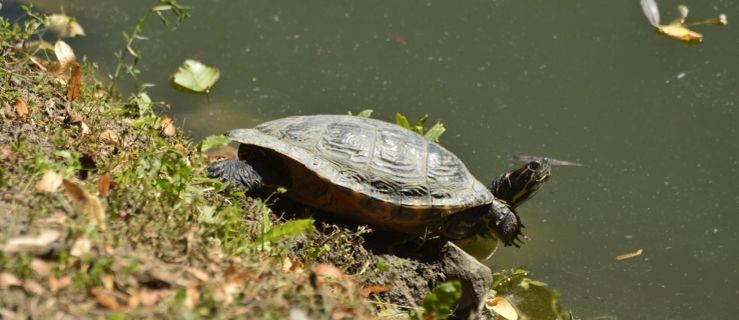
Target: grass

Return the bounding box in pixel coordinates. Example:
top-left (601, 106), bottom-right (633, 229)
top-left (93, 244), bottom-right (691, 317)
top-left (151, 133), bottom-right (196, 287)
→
top-left (0, 17), bottom-right (383, 320)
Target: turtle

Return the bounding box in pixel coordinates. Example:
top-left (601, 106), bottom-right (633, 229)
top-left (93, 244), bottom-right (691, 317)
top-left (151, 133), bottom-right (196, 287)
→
top-left (207, 114), bottom-right (551, 247)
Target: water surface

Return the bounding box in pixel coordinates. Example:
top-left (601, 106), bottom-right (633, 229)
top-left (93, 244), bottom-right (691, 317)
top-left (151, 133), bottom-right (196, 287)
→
top-left (11, 0), bottom-right (739, 318)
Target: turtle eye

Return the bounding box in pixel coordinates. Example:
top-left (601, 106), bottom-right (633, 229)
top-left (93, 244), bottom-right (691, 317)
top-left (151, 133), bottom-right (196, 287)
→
top-left (528, 161), bottom-right (541, 170)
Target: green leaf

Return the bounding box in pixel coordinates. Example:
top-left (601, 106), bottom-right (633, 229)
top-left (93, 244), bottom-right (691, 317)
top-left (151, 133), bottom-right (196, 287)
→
top-left (395, 113), bottom-right (411, 129)
top-left (250, 219), bottom-right (315, 249)
top-left (424, 121), bottom-right (446, 142)
top-left (412, 114), bottom-right (428, 135)
top-left (356, 109), bottom-right (374, 118)
top-left (172, 59), bottom-right (220, 93)
top-left (199, 135), bottom-right (231, 153)
top-left (418, 280), bottom-right (462, 320)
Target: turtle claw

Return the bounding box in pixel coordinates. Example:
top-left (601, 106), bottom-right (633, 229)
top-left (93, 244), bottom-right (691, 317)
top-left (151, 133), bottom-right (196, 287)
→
top-left (207, 159), bottom-right (264, 191)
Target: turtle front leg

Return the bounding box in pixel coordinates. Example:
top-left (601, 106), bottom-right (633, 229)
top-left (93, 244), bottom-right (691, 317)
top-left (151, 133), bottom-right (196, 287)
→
top-left (207, 159), bottom-right (265, 191)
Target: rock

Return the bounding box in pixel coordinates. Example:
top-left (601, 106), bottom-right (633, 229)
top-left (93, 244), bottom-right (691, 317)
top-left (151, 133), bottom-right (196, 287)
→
top-left (439, 241), bottom-right (492, 316)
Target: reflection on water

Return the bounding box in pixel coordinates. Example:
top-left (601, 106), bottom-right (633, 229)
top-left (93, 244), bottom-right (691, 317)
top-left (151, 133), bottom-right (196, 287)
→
top-left (10, 0), bottom-right (739, 318)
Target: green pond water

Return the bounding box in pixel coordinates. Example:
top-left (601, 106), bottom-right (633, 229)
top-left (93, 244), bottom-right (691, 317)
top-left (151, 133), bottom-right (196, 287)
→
top-left (8, 0), bottom-right (739, 318)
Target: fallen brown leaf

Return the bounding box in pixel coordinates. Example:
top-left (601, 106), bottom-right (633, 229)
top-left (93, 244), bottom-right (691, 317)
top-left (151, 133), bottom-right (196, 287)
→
top-left (616, 248), bottom-right (643, 261)
top-left (485, 296), bottom-right (519, 320)
top-left (282, 257), bottom-right (304, 273)
top-left (62, 179), bottom-right (106, 229)
top-left (80, 121), bottom-right (91, 135)
top-left (36, 171), bottom-right (63, 193)
top-left (48, 276), bottom-right (71, 292)
top-left (14, 98), bottom-right (29, 118)
top-left (0, 272), bottom-right (22, 288)
top-left (67, 62), bottom-right (81, 102)
top-left (360, 284), bottom-right (393, 297)
top-left (31, 259), bottom-right (51, 277)
top-left (3, 230), bottom-right (61, 255)
top-left (30, 56), bottom-right (49, 71)
top-left (98, 173), bottom-right (111, 196)
top-left (54, 40), bottom-right (76, 73)
top-left (184, 287), bottom-right (200, 309)
top-left (99, 130), bottom-right (119, 145)
top-left (311, 263), bottom-right (344, 279)
top-left (70, 237), bottom-right (92, 258)
top-left (91, 288), bottom-right (121, 311)
top-left (161, 117), bottom-right (176, 137)
top-left (23, 280), bottom-right (45, 295)
top-left (129, 289), bottom-right (173, 309)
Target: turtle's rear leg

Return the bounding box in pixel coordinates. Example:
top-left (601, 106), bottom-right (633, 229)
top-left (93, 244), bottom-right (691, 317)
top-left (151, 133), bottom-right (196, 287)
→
top-left (207, 160), bottom-right (265, 191)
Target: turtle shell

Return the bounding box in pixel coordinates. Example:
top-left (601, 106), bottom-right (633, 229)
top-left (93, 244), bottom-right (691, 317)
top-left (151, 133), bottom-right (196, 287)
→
top-left (228, 115), bottom-right (493, 234)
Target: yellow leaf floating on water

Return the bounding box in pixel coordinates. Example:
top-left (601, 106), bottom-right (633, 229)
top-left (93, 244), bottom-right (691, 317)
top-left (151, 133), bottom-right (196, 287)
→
top-left (640, 0), bottom-right (727, 43)
top-left (485, 296), bottom-right (519, 320)
top-left (616, 248), bottom-right (644, 261)
top-left (657, 24), bottom-right (702, 42)
top-left (45, 13), bottom-right (86, 38)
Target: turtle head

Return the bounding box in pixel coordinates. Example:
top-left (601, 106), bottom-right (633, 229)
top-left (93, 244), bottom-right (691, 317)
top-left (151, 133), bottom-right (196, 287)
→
top-left (491, 159), bottom-right (551, 209)
top-left (482, 200), bottom-right (524, 247)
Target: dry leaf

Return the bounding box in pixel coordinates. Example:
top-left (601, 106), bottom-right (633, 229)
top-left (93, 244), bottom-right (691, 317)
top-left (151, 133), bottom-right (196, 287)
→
top-left (129, 289), bottom-right (173, 308)
top-left (80, 121), bottom-right (91, 135)
top-left (48, 276), bottom-right (71, 292)
top-left (70, 237), bottom-right (92, 257)
top-left (616, 248), bottom-right (644, 261)
top-left (184, 267), bottom-right (210, 282)
top-left (36, 171), bottom-right (63, 193)
top-left (311, 263), bottom-right (344, 279)
top-left (98, 174), bottom-right (111, 196)
top-left (658, 24), bottom-right (702, 42)
top-left (30, 56), bottom-right (49, 71)
top-left (92, 288), bottom-right (121, 311)
top-left (161, 117), bottom-right (176, 137)
top-left (67, 62), bottom-right (82, 102)
top-left (24, 280), bottom-right (45, 295)
top-left (62, 179), bottom-right (106, 229)
top-left (184, 287), bottom-right (200, 309)
top-left (0, 272), bottom-right (22, 288)
top-left (3, 230), bottom-right (61, 255)
top-left (99, 130), bottom-right (119, 145)
top-left (360, 284), bottom-right (393, 297)
top-left (65, 20), bottom-right (86, 38)
top-left (46, 13), bottom-right (86, 38)
top-left (282, 257), bottom-right (304, 273)
top-left (485, 296), bottom-right (519, 320)
top-left (54, 40), bottom-right (76, 73)
top-left (31, 259), bottom-right (52, 277)
top-left (14, 98), bottom-right (29, 118)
